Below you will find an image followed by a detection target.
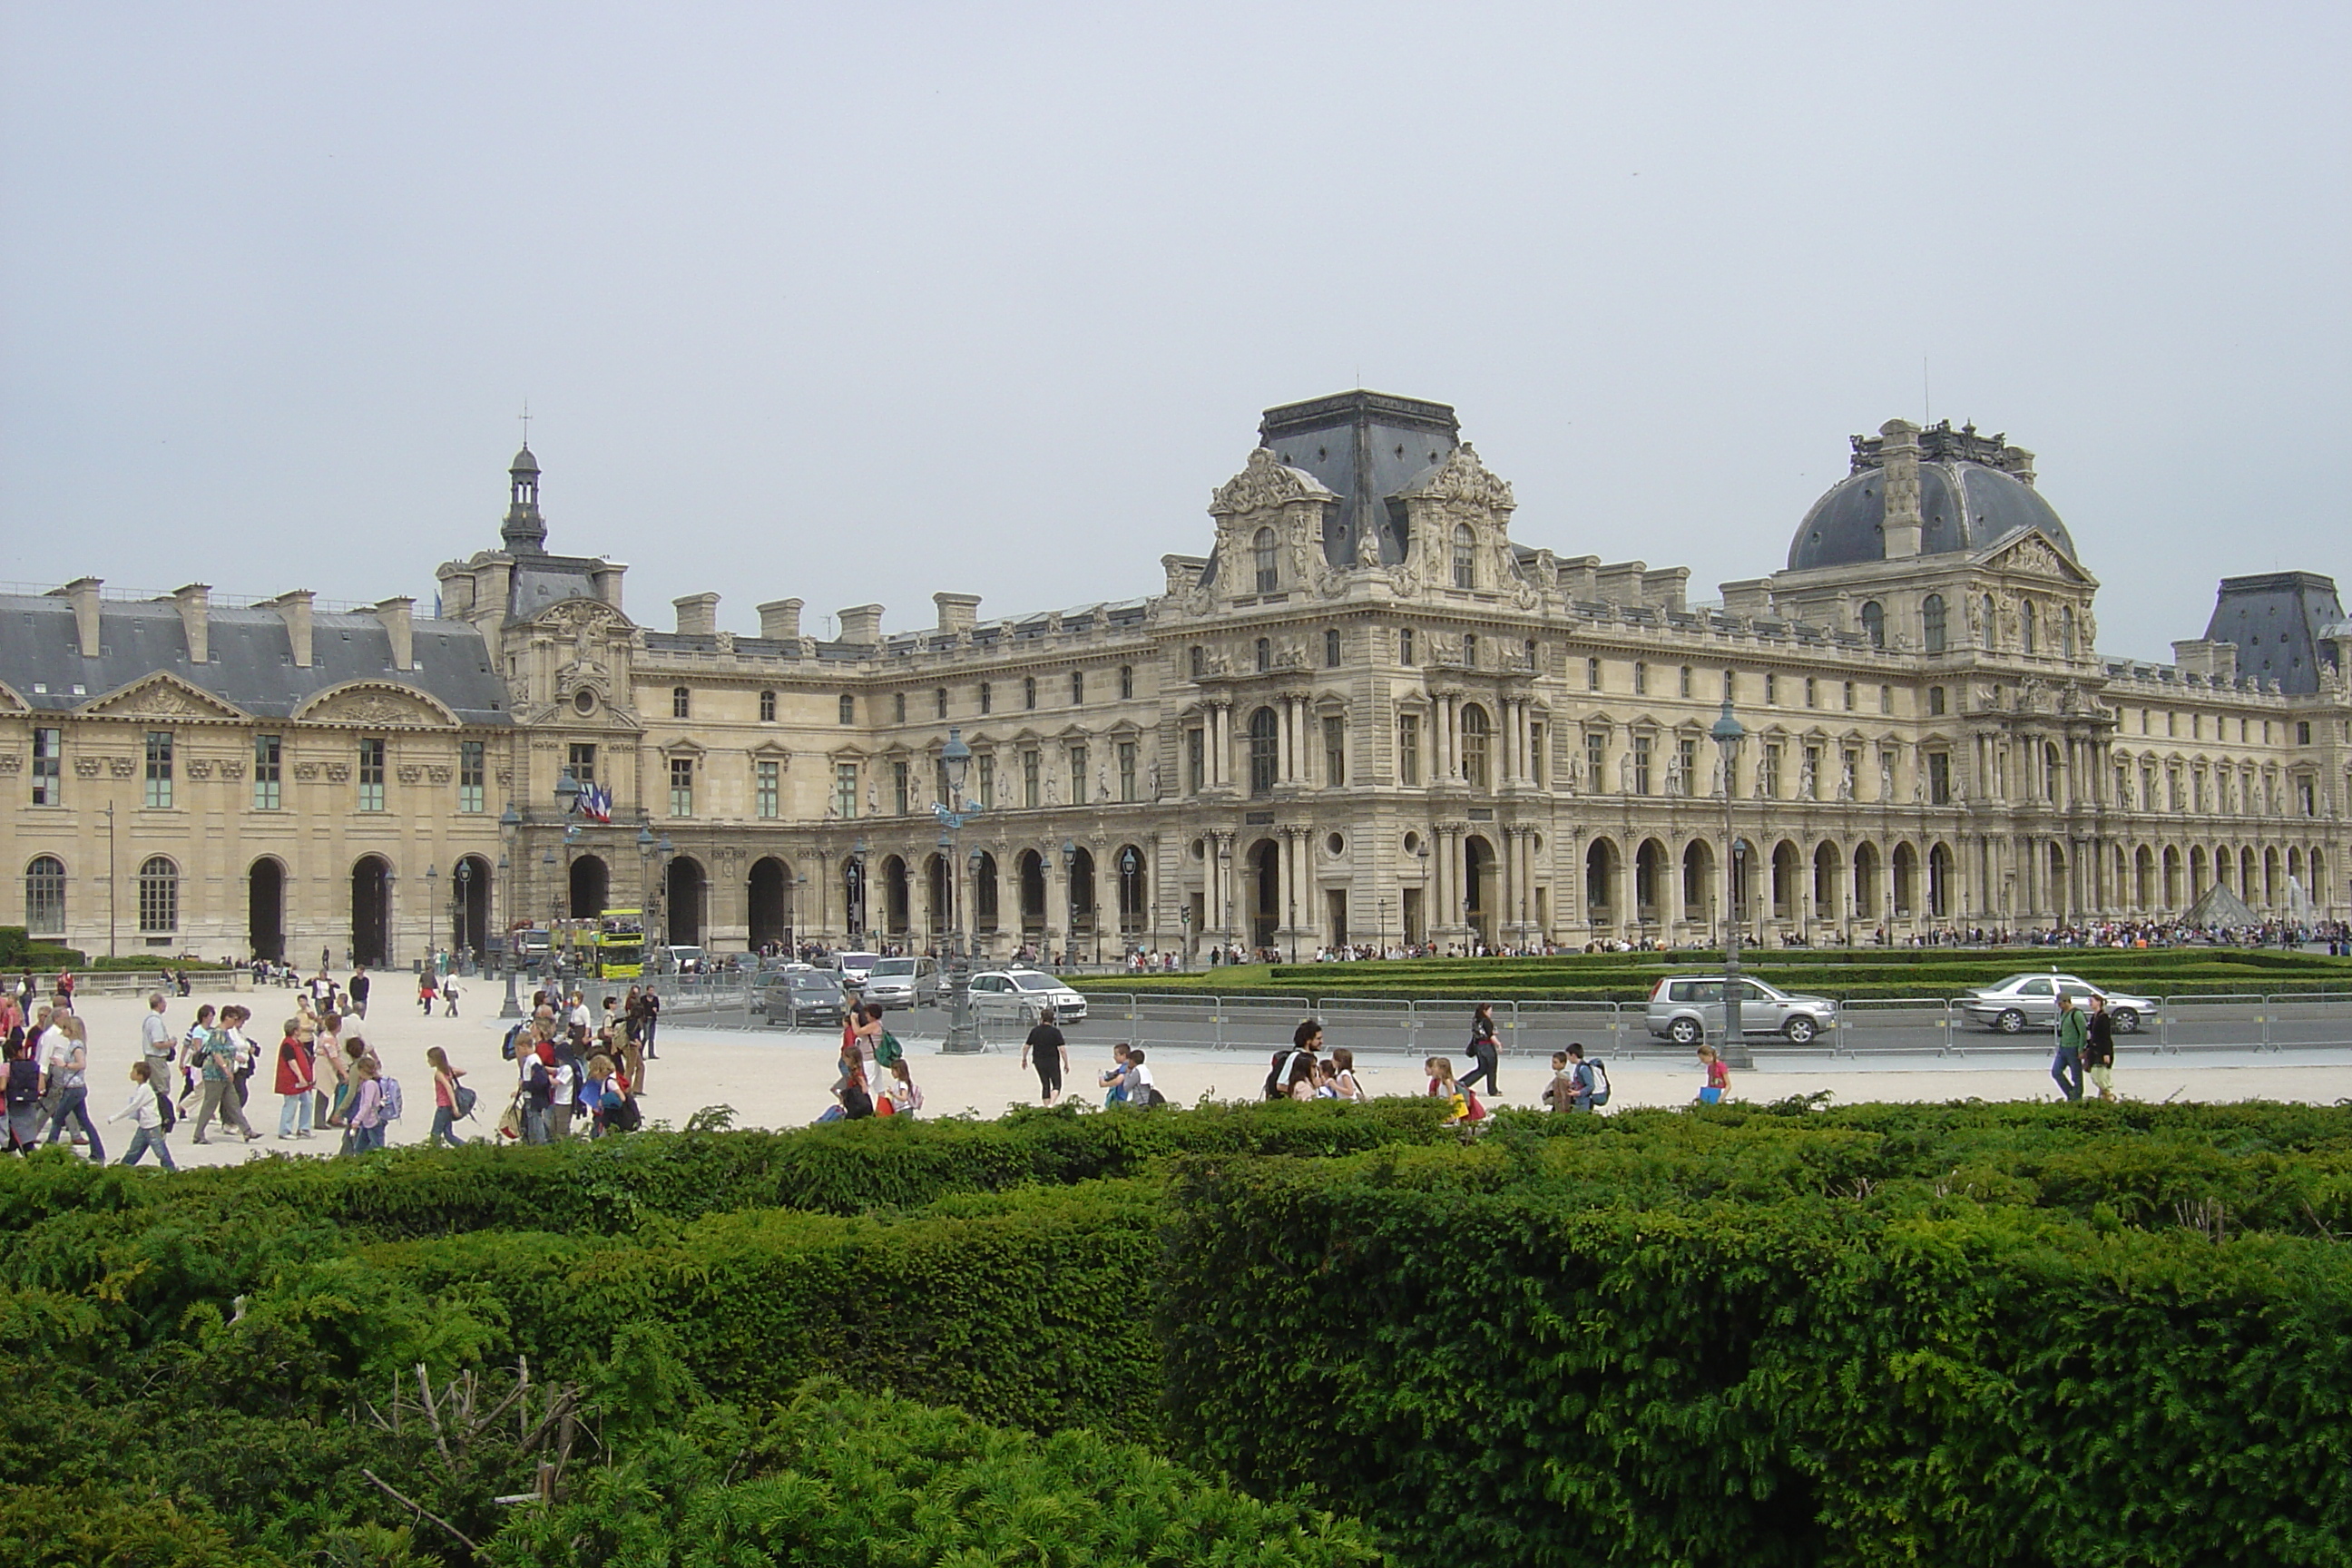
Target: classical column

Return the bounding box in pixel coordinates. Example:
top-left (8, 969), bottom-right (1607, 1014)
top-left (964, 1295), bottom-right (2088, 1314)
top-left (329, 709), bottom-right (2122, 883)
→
top-left (1211, 704), bottom-right (1230, 789)
top-left (1277, 697), bottom-right (1295, 785)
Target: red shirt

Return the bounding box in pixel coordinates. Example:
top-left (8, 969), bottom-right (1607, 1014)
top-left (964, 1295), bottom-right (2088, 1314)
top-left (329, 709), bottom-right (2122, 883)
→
top-left (274, 1035), bottom-right (313, 1096)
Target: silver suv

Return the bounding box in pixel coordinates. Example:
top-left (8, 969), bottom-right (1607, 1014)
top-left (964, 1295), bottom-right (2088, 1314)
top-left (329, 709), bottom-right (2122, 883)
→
top-left (1645, 975), bottom-right (1838, 1045)
top-left (862, 956), bottom-right (941, 1008)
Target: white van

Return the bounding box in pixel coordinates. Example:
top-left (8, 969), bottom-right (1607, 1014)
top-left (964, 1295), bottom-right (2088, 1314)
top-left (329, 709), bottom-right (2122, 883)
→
top-left (861, 956), bottom-right (941, 1008)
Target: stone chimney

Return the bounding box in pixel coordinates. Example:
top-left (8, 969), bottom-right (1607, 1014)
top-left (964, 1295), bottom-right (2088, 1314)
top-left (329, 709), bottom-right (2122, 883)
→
top-left (1555, 554), bottom-right (1600, 602)
top-left (2210, 642), bottom-right (2239, 682)
top-left (172, 583), bottom-right (211, 664)
top-left (1719, 579), bottom-right (1771, 618)
top-left (1594, 561), bottom-right (1648, 606)
top-left (53, 577), bottom-right (103, 658)
top-left (266, 590), bottom-right (315, 668)
top-left (372, 597), bottom-right (416, 671)
top-left (757, 598), bottom-right (804, 641)
top-left (2172, 639), bottom-right (2217, 680)
top-left (837, 603), bottom-right (884, 646)
top-left (1641, 567), bottom-right (1690, 612)
top-left (1878, 419), bottom-right (1924, 559)
top-left (934, 593), bottom-right (981, 636)
top-left (590, 562), bottom-right (627, 610)
top-left (673, 593), bottom-right (720, 637)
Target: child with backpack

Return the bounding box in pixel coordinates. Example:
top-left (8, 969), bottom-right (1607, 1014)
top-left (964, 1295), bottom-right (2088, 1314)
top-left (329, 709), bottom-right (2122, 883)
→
top-left (1426, 1056), bottom-right (1482, 1124)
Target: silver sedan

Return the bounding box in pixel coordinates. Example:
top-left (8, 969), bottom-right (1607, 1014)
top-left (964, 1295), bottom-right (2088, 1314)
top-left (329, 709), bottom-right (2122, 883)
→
top-left (1959, 973), bottom-right (2155, 1034)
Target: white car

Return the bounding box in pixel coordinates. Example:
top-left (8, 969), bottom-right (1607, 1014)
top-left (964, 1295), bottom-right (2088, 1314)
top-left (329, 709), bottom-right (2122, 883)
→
top-left (968, 968), bottom-right (1088, 1024)
top-left (834, 952), bottom-right (882, 989)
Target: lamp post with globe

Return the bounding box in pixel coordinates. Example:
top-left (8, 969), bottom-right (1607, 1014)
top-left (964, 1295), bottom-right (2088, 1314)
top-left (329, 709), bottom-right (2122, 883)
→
top-left (933, 728), bottom-right (985, 1053)
top-left (1711, 698), bottom-right (1755, 1071)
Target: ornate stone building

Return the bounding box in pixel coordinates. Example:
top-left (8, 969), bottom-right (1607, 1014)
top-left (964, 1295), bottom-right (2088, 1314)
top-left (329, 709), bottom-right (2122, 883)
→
top-left (6, 390), bottom-right (2349, 965)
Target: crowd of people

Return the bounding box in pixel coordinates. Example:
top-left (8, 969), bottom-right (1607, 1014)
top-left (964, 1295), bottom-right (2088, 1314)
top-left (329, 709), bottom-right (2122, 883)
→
top-left (819, 1001), bottom-right (922, 1121)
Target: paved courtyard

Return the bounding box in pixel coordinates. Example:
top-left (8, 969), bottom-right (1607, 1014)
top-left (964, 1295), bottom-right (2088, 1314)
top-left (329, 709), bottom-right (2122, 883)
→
top-left (25, 986), bottom-right (2352, 1169)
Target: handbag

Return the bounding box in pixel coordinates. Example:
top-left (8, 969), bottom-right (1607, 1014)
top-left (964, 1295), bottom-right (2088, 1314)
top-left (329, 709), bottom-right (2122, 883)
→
top-left (1699, 1084), bottom-right (1724, 1105)
top-left (495, 1093), bottom-right (524, 1141)
top-left (454, 1083), bottom-right (479, 1120)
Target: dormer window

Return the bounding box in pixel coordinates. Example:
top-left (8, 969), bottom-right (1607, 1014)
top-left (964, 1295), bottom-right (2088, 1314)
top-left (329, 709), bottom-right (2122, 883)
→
top-left (1253, 527), bottom-right (1279, 593)
top-left (1452, 524), bottom-right (1476, 589)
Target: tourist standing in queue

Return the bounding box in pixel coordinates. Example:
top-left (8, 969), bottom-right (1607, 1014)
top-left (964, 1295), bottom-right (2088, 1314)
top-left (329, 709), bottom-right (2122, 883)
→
top-left (1021, 1006), bottom-right (1067, 1105)
top-left (2083, 995), bottom-right (2116, 1102)
top-left (2052, 994), bottom-right (2087, 1102)
top-left (1460, 1003), bottom-right (1502, 1099)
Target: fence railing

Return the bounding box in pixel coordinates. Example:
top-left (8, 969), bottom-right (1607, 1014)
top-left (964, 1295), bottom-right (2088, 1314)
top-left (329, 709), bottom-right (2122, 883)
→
top-left (644, 981), bottom-right (2352, 1058)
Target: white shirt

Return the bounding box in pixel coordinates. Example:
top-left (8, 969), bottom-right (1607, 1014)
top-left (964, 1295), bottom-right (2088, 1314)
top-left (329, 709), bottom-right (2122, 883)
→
top-left (40, 1027), bottom-right (83, 1089)
top-left (109, 1086), bottom-right (162, 1130)
top-left (141, 1011), bottom-right (173, 1056)
top-left (568, 1003), bottom-right (591, 1032)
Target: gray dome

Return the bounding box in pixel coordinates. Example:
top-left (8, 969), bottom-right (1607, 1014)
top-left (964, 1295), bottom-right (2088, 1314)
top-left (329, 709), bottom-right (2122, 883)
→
top-left (1788, 458), bottom-right (2073, 572)
top-left (510, 445), bottom-right (540, 475)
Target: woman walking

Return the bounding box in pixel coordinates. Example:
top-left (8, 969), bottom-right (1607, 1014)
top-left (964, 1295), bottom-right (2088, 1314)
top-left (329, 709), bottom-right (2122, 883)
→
top-left (1020, 1006), bottom-right (1067, 1104)
top-left (1460, 1004), bottom-right (1502, 1099)
top-left (2084, 995), bottom-right (2117, 1102)
top-left (275, 1017), bottom-right (315, 1139)
top-left (426, 1045), bottom-right (467, 1148)
top-left (5, 1031), bottom-right (42, 1152)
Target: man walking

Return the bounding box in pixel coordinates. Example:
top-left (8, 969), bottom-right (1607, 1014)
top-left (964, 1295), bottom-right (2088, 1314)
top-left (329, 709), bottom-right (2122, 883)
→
top-left (2052, 993), bottom-right (2087, 1102)
top-left (139, 993), bottom-right (176, 1119)
top-left (348, 965), bottom-right (371, 1020)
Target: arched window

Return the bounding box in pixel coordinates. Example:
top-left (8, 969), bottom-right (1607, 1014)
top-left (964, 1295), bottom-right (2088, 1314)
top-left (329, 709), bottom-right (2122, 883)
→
top-left (2061, 604), bottom-right (2077, 658)
top-left (1255, 636), bottom-right (1270, 672)
top-left (1324, 629), bottom-right (1340, 668)
top-left (671, 686), bottom-right (691, 719)
top-left (1248, 707), bottom-right (1279, 795)
top-left (137, 856), bottom-right (178, 934)
top-left (2022, 600), bottom-right (2038, 656)
top-left (1118, 664), bottom-right (1133, 700)
top-left (1452, 524), bottom-right (1476, 589)
top-left (1023, 676), bottom-right (1037, 710)
top-left (1464, 632), bottom-right (1479, 669)
top-left (838, 693), bottom-right (855, 725)
top-left (1860, 600), bottom-right (1885, 649)
top-left (24, 856), bottom-right (64, 936)
top-left (1921, 593), bottom-right (1947, 654)
top-left (1253, 527), bottom-right (1279, 593)
top-left (759, 690), bottom-right (777, 722)
top-left (1460, 704), bottom-right (1492, 789)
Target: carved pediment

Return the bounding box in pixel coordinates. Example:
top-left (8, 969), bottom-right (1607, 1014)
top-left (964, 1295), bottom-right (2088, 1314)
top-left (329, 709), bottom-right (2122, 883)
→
top-left (0, 682), bottom-right (26, 713)
top-left (1210, 447), bottom-right (1338, 516)
top-left (292, 681), bottom-right (462, 730)
top-left (1980, 530), bottom-right (2094, 585)
top-left (83, 673), bottom-right (249, 722)
top-left (531, 596), bottom-right (632, 636)
top-left (1396, 442), bottom-right (1515, 513)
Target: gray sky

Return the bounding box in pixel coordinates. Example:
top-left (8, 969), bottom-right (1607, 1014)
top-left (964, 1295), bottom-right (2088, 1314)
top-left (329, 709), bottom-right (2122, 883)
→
top-left (5, 3), bottom-right (2347, 663)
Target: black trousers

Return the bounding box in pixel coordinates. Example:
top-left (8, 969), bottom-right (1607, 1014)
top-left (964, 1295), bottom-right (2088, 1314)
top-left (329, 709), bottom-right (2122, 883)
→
top-left (1460, 1050), bottom-right (1499, 1096)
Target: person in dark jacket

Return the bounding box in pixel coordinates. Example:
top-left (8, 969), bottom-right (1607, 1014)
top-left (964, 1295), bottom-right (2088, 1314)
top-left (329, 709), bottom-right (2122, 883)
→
top-left (1460, 1003), bottom-right (1502, 1098)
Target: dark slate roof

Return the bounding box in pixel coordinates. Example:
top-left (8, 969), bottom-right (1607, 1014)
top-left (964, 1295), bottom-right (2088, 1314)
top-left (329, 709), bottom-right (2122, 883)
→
top-left (2204, 571), bottom-right (2345, 695)
top-left (509, 554), bottom-right (605, 617)
top-left (1788, 459), bottom-right (2075, 573)
top-left (0, 595), bottom-right (511, 725)
top-left (1257, 390), bottom-right (1459, 571)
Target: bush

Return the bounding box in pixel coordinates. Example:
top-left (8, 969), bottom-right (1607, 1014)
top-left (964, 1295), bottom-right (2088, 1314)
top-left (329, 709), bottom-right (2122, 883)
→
top-left (1161, 1140), bottom-right (2352, 1566)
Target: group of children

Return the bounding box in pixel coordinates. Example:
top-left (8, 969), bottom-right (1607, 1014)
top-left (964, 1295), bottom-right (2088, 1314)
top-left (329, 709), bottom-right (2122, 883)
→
top-left (823, 1001), bottom-right (922, 1121)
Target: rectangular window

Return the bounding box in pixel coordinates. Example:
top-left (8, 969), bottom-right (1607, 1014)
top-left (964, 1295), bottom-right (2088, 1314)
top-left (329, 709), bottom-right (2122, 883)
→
top-left (1586, 730), bottom-right (1606, 792)
top-left (894, 691), bottom-right (907, 724)
top-left (1764, 672), bottom-right (1779, 705)
top-left (357, 738), bottom-right (386, 811)
top-left (1678, 736), bottom-right (1698, 797)
top-left (1929, 685), bottom-right (1946, 716)
top-left (1843, 681), bottom-right (1856, 711)
top-left (457, 740), bottom-right (484, 813)
top-left (1323, 716), bottom-right (1346, 787)
top-left (1632, 734), bottom-right (1652, 795)
top-left (978, 754), bottom-right (996, 809)
top-left (1879, 684), bottom-right (1893, 715)
top-left (1805, 677), bottom-right (1818, 709)
top-left (1633, 662), bottom-right (1648, 696)
top-left (1587, 657), bottom-right (1602, 691)
top-left (892, 759), bottom-right (911, 815)
top-left (1118, 740), bottom-right (1138, 802)
top-left (1528, 721), bottom-right (1545, 787)
top-left (1024, 676), bottom-right (1037, 710)
top-left (1325, 629), bottom-right (1341, 669)
top-left (935, 688), bottom-right (948, 720)
top-left (1071, 670), bottom-right (1085, 705)
top-left (1763, 741), bottom-right (1784, 799)
top-left (1803, 743), bottom-right (1822, 799)
top-left (253, 735), bottom-right (284, 810)
top-left (840, 693), bottom-right (857, 726)
top-left (30, 727), bottom-right (60, 806)
top-left (979, 681), bottom-right (993, 715)
top-left (1186, 729), bottom-right (1205, 794)
top-left (1118, 664), bottom-right (1134, 701)
top-left (567, 742), bottom-right (597, 787)
top-left (143, 730), bottom-right (173, 809)
top-left (1400, 628), bottom-right (1416, 665)
top-left (1069, 744), bottom-right (1088, 805)
top-left (672, 687), bottom-right (691, 719)
top-left (1927, 752), bottom-right (1952, 805)
top-left (832, 762), bottom-right (858, 819)
top-left (1397, 714), bottom-right (1421, 786)
top-left (1023, 750), bottom-right (1041, 809)
top-left (756, 760), bottom-right (779, 818)
top-left (760, 690), bottom-right (778, 722)
top-left (667, 756), bottom-right (693, 817)
top-left (1679, 666), bottom-right (1693, 699)
top-left (2298, 720), bottom-right (2313, 746)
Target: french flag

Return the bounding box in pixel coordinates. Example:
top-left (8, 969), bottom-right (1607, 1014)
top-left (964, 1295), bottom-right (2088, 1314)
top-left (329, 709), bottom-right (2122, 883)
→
top-left (578, 782), bottom-right (613, 824)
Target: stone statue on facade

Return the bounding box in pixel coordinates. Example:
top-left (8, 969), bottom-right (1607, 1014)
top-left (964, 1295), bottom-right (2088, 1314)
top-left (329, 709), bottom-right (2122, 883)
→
top-left (1838, 760), bottom-right (1856, 802)
top-left (1665, 752), bottom-right (1686, 797)
top-left (1097, 762), bottom-right (1111, 802)
top-left (1618, 754), bottom-right (1634, 794)
top-left (1799, 754), bottom-right (1818, 799)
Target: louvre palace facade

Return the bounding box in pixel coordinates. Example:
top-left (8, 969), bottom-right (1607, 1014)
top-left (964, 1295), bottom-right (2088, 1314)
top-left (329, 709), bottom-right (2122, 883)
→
top-left (5, 389), bottom-right (2349, 967)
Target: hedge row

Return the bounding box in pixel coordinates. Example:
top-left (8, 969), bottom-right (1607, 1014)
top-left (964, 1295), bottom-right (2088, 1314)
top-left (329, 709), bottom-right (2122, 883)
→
top-left (1162, 1146), bottom-right (2352, 1566)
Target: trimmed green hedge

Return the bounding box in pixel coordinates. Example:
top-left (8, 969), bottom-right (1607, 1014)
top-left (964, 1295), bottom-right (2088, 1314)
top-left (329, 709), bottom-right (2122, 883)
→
top-left (1161, 1132), bottom-right (2352, 1566)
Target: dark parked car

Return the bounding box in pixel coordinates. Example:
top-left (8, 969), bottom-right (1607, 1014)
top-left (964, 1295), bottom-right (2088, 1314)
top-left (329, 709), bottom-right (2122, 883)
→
top-left (758, 970), bottom-right (848, 1029)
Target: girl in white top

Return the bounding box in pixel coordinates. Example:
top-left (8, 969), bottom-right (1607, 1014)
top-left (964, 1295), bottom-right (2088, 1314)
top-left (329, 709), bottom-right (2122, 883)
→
top-left (110, 1060), bottom-right (176, 1170)
top-left (1329, 1047), bottom-right (1367, 1102)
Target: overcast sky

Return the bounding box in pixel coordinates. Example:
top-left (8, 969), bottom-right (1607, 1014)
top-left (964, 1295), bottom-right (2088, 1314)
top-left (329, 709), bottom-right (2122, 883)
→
top-left (5, 3), bottom-right (2346, 664)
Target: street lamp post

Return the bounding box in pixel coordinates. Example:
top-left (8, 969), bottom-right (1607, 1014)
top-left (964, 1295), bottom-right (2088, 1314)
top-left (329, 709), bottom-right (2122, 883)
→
top-left (1711, 699), bottom-right (1754, 1070)
top-left (452, 858), bottom-right (474, 974)
top-left (848, 839), bottom-right (869, 950)
top-left (933, 729), bottom-right (985, 1054)
top-left (425, 864), bottom-right (439, 975)
top-left (498, 805), bottom-right (524, 1017)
